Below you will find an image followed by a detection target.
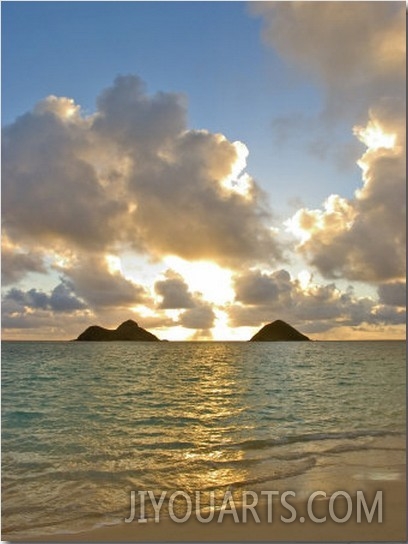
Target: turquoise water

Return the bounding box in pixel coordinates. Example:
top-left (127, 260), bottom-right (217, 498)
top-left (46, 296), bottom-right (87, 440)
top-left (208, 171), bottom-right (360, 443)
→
top-left (1, 341), bottom-right (406, 538)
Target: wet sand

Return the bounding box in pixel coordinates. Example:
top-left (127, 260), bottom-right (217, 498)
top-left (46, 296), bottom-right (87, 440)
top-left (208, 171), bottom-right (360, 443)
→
top-left (21, 479), bottom-right (406, 542)
top-left (5, 435), bottom-right (406, 543)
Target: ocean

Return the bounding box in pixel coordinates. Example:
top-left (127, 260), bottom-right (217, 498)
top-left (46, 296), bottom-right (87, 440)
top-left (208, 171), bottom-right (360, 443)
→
top-left (1, 340), bottom-right (406, 539)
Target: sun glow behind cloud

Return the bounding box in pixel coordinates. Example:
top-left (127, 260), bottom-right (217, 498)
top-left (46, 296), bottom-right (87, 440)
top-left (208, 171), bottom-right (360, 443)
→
top-left (2, 2), bottom-right (405, 342)
top-left (285, 194), bottom-right (356, 245)
top-left (163, 257), bottom-right (235, 306)
top-left (35, 95), bottom-right (80, 120)
top-left (297, 269), bottom-right (312, 290)
top-left (219, 140), bottom-right (254, 199)
top-left (105, 255), bottom-right (123, 275)
top-left (353, 121), bottom-right (397, 151)
top-left (211, 309), bottom-right (255, 341)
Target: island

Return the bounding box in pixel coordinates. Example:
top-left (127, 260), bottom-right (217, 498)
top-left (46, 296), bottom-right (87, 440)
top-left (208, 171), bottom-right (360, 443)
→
top-left (76, 320), bottom-right (160, 341)
top-left (250, 320), bottom-right (310, 342)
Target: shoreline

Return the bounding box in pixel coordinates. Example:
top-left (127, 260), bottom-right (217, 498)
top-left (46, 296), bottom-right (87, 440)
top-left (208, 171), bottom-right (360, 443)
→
top-left (3, 435), bottom-right (406, 542)
top-left (14, 479), bottom-right (406, 542)
top-left (2, 480), bottom-right (407, 542)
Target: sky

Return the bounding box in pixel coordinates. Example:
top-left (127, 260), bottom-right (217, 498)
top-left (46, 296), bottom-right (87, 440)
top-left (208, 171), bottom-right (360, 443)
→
top-left (1, 1), bottom-right (406, 341)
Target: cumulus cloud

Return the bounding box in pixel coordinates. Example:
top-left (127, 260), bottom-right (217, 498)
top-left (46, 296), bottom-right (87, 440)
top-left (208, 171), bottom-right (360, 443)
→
top-left (2, 75), bottom-right (281, 272)
top-left (3, 280), bottom-right (87, 313)
top-left (229, 268), bottom-right (405, 333)
top-left (154, 269), bottom-right (216, 330)
top-left (2, 279), bottom-right (88, 333)
top-left (179, 302), bottom-right (215, 330)
top-left (59, 254), bottom-right (148, 309)
top-left (3, 15), bottom-right (405, 341)
top-left (2, 100), bottom-right (126, 251)
top-left (234, 269), bottom-right (291, 305)
top-left (0, 302), bottom-right (95, 338)
top-left (93, 75), bottom-right (186, 155)
top-left (1, 243), bottom-right (46, 285)
top-left (287, 103), bottom-right (405, 282)
top-left (124, 126), bottom-right (277, 264)
top-left (154, 270), bottom-right (195, 309)
top-left (252, 3), bottom-right (406, 284)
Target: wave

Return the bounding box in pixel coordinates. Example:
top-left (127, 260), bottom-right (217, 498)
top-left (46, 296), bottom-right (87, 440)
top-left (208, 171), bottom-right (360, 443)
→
top-left (225, 428), bottom-right (404, 452)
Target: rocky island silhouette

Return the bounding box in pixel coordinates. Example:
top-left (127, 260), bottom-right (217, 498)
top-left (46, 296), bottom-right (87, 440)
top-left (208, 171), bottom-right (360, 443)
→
top-left (76, 319), bottom-right (309, 342)
top-left (249, 319), bottom-right (310, 341)
top-left (76, 320), bottom-right (160, 342)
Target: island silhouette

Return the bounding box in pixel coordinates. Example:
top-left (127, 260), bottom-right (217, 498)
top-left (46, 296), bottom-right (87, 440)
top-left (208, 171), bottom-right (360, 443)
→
top-left (75, 319), bottom-right (310, 342)
top-left (76, 320), bottom-right (160, 342)
top-left (249, 319), bottom-right (310, 341)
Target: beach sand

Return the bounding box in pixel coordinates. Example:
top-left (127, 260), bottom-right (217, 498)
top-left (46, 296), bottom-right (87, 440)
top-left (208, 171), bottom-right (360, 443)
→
top-left (21, 479), bottom-right (406, 542)
top-left (5, 436), bottom-right (406, 542)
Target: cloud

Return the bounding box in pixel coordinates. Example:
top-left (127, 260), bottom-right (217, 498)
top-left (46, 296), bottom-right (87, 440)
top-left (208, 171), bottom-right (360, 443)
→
top-left (48, 281), bottom-right (88, 312)
top-left (369, 304), bottom-right (406, 326)
top-left (0, 300), bottom-right (94, 338)
top-left (252, 2), bottom-right (405, 121)
top-left (1, 249), bottom-right (153, 337)
top-left (252, 2), bottom-right (406, 284)
top-left (2, 100), bottom-right (126, 252)
top-left (59, 254), bottom-right (148, 309)
top-left (180, 302), bottom-right (215, 330)
top-left (229, 268), bottom-right (405, 333)
top-left (1, 243), bottom-right (46, 285)
top-left (2, 75), bottom-right (281, 273)
top-left (1, 265), bottom-right (160, 336)
top-left (3, 279), bottom-right (86, 314)
top-left (93, 75), bottom-right (186, 154)
top-left (233, 269), bottom-right (291, 305)
top-left (123, 125), bottom-right (279, 265)
top-left (378, 282), bottom-right (406, 307)
top-left (154, 268), bottom-right (216, 329)
top-left (154, 270), bottom-right (195, 309)
top-left (287, 103), bottom-right (405, 282)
